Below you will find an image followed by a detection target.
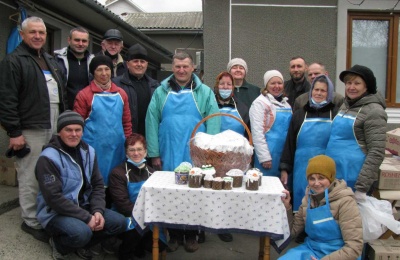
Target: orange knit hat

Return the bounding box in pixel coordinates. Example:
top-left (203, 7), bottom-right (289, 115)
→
top-left (306, 155), bottom-right (336, 182)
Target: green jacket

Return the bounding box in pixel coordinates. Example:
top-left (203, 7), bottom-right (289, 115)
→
top-left (145, 74), bottom-right (220, 158)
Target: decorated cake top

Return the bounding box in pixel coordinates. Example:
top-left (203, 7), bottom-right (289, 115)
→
top-left (223, 177), bottom-right (233, 183)
top-left (189, 167), bottom-right (202, 176)
top-left (201, 165), bottom-right (216, 175)
top-left (174, 162), bottom-right (192, 172)
top-left (213, 177), bottom-right (223, 182)
top-left (204, 174), bottom-right (214, 181)
top-left (226, 169), bottom-right (244, 176)
top-left (246, 170), bottom-right (260, 182)
top-left (246, 168), bottom-right (262, 177)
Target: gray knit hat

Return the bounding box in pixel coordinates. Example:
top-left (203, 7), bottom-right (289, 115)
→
top-left (57, 110), bottom-right (84, 132)
top-left (227, 58), bottom-right (248, 73)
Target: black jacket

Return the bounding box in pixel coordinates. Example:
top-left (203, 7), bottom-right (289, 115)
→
top-left (113, 72), bottom-right (159, 134)
top-left (284, 78), bottom-right (310, 109)
top-left (0, 42), bottom-right (67, 137)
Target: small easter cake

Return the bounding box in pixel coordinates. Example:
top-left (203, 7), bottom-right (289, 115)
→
top-left (246, 168), bottom-right (262, 186)
top-left (245, 171), bottom-right (259, 191)
top-left (223, 177), bottom-right (233, 190)
top-left (203, 173), bottom-right (213, 188)
top-left (174, 162), bottom-right (192, 185)
top-left (226, 169), bottom-right (244, 187)
top-left (201, 165), bottom-right (216, 176)
top-left (212, 177), bottom-right (223, 190)
top-left (188, 167), bottom-right (203, 188)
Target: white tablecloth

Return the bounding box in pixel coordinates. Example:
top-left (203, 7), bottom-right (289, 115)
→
top-left (132, 171), bottom-right (290, 248)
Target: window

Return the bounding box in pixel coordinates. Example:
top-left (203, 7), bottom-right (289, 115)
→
top-left (348, 13), bottom-right (400, 107)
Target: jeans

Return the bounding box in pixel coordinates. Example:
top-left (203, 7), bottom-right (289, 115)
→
top-left (45, 208), bottom-right (126, 255)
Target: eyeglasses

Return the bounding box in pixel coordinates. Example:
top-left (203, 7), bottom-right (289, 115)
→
top-left (127, 148), bottom-right (145, 153)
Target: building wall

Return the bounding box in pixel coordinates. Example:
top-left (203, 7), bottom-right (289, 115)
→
top-left (203, 0), bottom-right (337, 89)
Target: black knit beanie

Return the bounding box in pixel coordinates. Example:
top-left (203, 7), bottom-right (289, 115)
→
top-left (57, 110), bottom-right (84, 132)
top-left (127, 43), bottom-right (148, 61)
top-left (89, 55), bottom-right (113, 75)
top-left (339, 65), bottom-right (377, 94)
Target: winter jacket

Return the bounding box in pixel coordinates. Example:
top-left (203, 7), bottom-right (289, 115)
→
top-left (284, 78), bottom-right (311, 108)
top-left (109, 161), bottom-right (154, 217)
top-left (339, 92), bottom-right (387, 192)
top-left (73, 81), bottom-right (132, 138)
top-left (145, 74), bottom-right (220, 158)
top-left (0, 42), bottom-right (67, 137)
top-left (54, 47), bottom-right (94, 81)
top-left (112, 73), bottom-right (159, 134)
top-left (35, 135), bottom-right (105, 228)
top-left (287, 179), bottom-right (363, 260)
top-left (233, 80), bottom-right (260, 109)
top-left (249, 93), bottom-right (291, 163)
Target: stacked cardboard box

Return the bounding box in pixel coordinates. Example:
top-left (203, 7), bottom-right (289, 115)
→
top-left (0, 156), bottom-right (18, 186)
top-left (368, 239), bottom-right (400, 259)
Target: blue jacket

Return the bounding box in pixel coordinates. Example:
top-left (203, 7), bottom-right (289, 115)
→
top-left (36, 135), bottom-right (104, 228)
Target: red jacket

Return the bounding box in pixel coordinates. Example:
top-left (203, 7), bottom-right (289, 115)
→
top-left (74, 81), bottom-right (132, 137)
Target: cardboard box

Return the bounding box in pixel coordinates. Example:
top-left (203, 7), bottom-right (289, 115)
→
top-left (0, 156), bottom-right (18, 186)
top-left (387, 128), bottom-right (400, 155)
top-left (368, 239), bottom-right (400, 260)
top-left (379, 157), bottom-right (400, 190)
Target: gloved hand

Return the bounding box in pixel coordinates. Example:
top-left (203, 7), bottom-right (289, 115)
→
top-left (354, 191), bottom-right (367, 202)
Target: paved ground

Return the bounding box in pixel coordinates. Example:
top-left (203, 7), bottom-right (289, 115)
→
top-left (0, 184), bottom-right (296, 260)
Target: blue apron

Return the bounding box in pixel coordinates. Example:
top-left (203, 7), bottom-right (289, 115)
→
top-left (293, 112), bottom-right (332, 210)
top-left (219, 104), bottom-right (245, 135)
top-left (255, 107), bottom-right (292, 177)
top-left (325, 110), bottom-right (365, 190)
top-left (159, 88), bottom-right (205, 171)
top-left (82, 92), bottom-right (126, 187)
top-left (279, 189), bottom-right (361, 259)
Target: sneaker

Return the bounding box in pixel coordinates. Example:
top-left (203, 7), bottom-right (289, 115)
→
top-left (75, 248), bottom-right (93, 260)
top-left (49, 237), bottom-right (68, 260)
top-left (166, 238), bottom-right (182, 253)
top-left (21, 222), bottom-right (50, 243)
top-left (184, 237), bottom-right (199, 253)
top-left (218, 233), bottom-right (233, 242)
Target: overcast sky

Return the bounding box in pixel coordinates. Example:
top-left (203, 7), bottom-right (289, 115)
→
top-left (98, 0), bottom-right (202, 12)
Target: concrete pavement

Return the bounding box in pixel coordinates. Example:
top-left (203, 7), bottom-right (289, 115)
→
top-left (0, 184), bottom-right (295, 259)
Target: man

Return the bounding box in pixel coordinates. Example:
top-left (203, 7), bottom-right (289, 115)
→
top-left (55, 27), bottom-right (94, 109)
top-left (0, 16), bottom-right (67, 243)
top-left (227, 58), bottom-right (260, 109)
top-left (284, 56), bottom-right (311, 108)
top-left (96, 29), bottom-right (126, 78)
top-left (113, 43), bottom-right (159, 136)
top-left (146, 52), bottom-right (220, 253)
top-left (293, 62), bottom-right (344, 112)
top-left (35, 111), bottom-right (126, 259)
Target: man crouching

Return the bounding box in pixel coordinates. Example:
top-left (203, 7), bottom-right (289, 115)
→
top-left (35, 110), bottom-right (126, 260)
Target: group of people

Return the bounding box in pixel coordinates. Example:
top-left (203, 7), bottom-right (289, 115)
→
top-left (0, 15), bottom-right (389, 260)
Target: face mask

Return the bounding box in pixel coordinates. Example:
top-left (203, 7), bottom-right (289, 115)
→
top-left (311, 98), bottom-right (328, 106)
top-left (127, 158), bottom-right (146, 167)
top-left (219, 89), bottom-right (232, 99)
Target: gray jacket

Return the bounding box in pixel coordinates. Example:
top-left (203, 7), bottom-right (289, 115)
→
top-left (341, 92), bottom-right (387, 192)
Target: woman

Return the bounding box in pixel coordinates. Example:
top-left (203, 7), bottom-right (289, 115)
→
top-left (280, 75), bottom-right (342, 210)
top-left (74, 55), bottom-right (132, 189)
top-left (214, 71), bottom-right (249, 136)
top-left (109, 133), bottom-right (165, 260)
top-left (279, 155), bottom-right (363, 260)
top-left (325, 65), bottom-right (387, 200)
top-left (249, 70), bottom-right (292, 177)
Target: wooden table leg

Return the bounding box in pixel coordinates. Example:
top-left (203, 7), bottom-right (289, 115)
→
top-left (152, 225), bottom-right (160, 260)
top-left (258, 236), bottom-right (270, 260)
